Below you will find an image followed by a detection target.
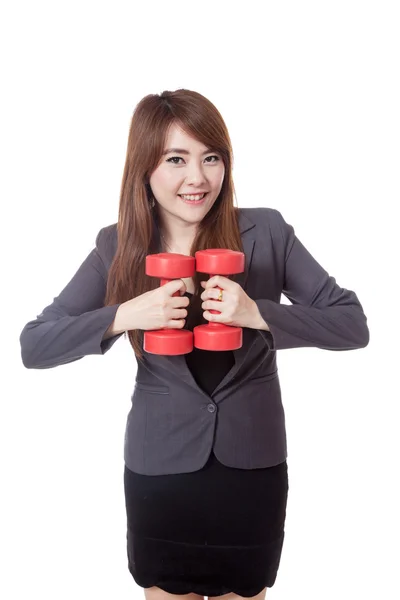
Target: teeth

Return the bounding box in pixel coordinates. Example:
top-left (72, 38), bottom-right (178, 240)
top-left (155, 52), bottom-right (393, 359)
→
top-left (180, 193), bottom-right (206, 201)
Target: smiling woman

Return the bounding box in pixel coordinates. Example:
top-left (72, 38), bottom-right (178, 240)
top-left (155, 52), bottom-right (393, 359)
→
top-left (20, 87), bottom-right (369, 600)
top-left (101, 89), bottom-right (288, 598)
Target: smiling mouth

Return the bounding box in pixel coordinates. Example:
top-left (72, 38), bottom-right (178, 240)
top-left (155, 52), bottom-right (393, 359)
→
top-left (178, 193), bottom-right (208, 202)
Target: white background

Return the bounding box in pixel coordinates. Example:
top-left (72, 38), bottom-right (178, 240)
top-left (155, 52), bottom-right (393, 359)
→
top-left (1, 1), bottom-right (398, 599)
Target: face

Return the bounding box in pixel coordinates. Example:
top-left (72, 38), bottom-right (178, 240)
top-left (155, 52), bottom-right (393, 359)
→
top-left (148, 123), bottom-right (225, 229)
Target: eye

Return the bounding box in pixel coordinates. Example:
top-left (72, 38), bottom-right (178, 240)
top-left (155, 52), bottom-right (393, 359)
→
top-left (166, 156), bottom-right (184, 164)
top-left (166, 155), bottom-right (220, 165)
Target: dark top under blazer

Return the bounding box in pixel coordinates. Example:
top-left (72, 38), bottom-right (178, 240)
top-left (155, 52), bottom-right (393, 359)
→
top-left (19, 207), bottom-right (370, 475)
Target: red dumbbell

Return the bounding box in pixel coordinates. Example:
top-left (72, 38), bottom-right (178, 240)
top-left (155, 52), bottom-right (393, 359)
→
top-left (193, 249), bottom-right (245, 351)
top-left (144, 253), bottom-right (195, 355)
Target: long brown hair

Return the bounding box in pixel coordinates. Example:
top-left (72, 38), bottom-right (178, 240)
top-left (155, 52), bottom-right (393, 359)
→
top-left (104, 89), bottom-right (244, 361)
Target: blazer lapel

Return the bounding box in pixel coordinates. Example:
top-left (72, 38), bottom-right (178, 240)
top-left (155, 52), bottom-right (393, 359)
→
top-left (154, 210), bottom-right (257, 399)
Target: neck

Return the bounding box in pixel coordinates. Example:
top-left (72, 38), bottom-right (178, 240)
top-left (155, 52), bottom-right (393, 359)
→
top-left (161, 232), bottom-right (194, 254)
top-left (158, 219), bottom-right (198, 253)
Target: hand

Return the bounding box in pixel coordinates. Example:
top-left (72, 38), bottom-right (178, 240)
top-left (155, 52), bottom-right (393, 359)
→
top-left (120, 279), bottom-right (190, 331)
top-left (200, 275), bottom-right (260, 329)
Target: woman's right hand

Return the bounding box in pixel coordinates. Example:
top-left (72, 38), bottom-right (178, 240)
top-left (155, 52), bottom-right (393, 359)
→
top-left (120, 279), bottom-right (190, 331)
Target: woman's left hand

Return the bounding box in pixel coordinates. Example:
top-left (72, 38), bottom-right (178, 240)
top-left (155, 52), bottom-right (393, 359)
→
top-left (200, 275), bottom-right (262, 329)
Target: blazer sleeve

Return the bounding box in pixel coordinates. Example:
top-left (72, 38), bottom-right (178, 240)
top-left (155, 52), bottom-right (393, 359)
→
top-left (254, 209), bottom-right (370, 351)
top-left (19, 227), bottom-right (123, 369)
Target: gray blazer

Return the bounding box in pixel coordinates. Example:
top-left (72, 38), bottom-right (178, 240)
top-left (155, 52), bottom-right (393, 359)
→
top-left (19, 207), bottom-right (369, 475)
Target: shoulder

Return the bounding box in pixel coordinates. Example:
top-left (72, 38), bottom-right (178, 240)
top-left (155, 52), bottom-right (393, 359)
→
top-left (95, 222), bottom-right (117, 244)
top-left (237, 206), bottom-right (288, 233)
top-left (237, 207), bottom-right (295, 257)
top-left (95, 222), bottom-right (118, 271)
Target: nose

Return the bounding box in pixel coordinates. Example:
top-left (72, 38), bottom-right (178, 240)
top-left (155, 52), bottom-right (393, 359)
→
top-left (185, 162), bottom-right (208, 186)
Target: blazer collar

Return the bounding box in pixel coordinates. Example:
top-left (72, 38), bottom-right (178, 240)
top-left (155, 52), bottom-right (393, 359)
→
top-left (237, 208), bottom-right (256, 234)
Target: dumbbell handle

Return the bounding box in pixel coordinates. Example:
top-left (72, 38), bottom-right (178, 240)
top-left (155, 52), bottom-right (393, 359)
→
top-left (194, 249), bottom-right (244, 351)
top-left (144, 253), bottom-right (194, 355)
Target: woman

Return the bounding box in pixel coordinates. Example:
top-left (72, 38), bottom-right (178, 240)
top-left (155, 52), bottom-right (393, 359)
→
top-left (20, 89), bottom-right (369, 600)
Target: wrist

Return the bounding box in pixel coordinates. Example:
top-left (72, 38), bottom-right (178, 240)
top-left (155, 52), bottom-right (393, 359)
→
top-left (115, 301), bottom-right (135, 332)
top-left (249, 300), bottom-right (270, 331)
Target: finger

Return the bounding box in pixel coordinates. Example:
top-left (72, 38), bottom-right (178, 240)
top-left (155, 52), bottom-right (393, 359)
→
top-left (202, 275), bottom-right (233, 291)
top-left (167, 318), bottom-right (186, 328)
top-left (172, 308), bottom-right (188, 319)
top-left (171, 295), bottom-right (190, 308)
top-left (202, 300), bottom-right (224, 312)
top-left (165, 278), bottom-right (186, 295)
top-left (203, 287), bottom-right (225, 300)
top-left (203, 310), bottom-right (220, 322)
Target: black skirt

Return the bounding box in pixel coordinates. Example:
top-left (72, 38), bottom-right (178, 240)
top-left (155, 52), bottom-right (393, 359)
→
top-left (124, 451), bottom-right (288, 597)
top-left (123, 292), bottom-right (289, 596)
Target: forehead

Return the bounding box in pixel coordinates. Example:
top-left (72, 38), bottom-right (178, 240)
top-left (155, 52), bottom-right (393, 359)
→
top-left (164, 123), bottom-right (209, 153)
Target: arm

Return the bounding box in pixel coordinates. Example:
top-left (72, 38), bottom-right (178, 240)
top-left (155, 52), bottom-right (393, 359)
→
top-left (19, 227), bottom-right (124, 369)
top-left (254, 209), bottom-right (370, 351)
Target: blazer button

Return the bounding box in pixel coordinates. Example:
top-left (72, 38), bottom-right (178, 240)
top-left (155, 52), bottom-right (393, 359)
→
top-left (207, 403), bottom-right (216, 413)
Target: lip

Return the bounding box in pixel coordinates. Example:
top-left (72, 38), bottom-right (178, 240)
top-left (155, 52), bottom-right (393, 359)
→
top-left (178, 192), bottom-right (209, 196)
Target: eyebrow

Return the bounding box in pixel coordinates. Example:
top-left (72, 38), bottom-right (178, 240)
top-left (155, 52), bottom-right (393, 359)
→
top-left (162, 147), bottom-right (216, 156)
